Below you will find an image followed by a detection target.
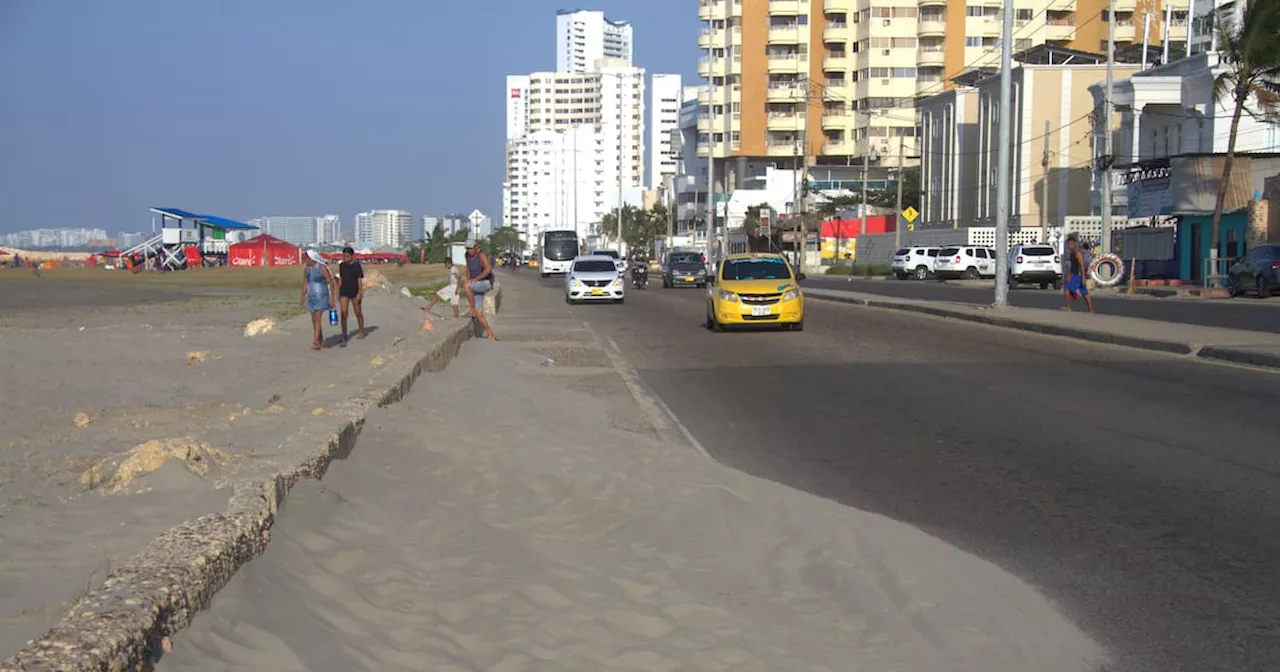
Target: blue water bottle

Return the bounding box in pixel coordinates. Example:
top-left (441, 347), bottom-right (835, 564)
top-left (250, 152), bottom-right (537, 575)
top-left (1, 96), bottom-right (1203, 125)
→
top-left (328, 308), bottom-right (338, 326)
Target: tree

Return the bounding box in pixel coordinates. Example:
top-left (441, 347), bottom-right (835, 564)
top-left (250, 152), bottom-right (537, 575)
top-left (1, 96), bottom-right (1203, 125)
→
top-left (404, 221), bottom-right (449, 264)
top-left (487, 226), bottom-right (521, 255)
top-left (1208, 2), bottom-right (1280, 263)
top-left (866, 166), bottom-right (920, 212)
top-left (599, 204), bottom-right (667, 256)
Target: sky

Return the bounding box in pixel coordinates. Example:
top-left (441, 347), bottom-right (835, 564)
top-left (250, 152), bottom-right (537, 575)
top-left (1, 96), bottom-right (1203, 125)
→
top-left (0, 0), bottom-right (699, 235)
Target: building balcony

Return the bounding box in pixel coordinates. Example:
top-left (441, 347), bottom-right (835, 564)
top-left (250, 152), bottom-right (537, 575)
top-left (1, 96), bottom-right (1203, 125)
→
top-left (917, 18), bottom-right (946, 37)
top-left (768, 26), bottom-right (804, 43)
top-left (823, 54), bottom-right (850, 71)
top-left (698, 56), bottom-right (741, 77)
top-left (766, 141), bottom-right (802, 157)
top-left (698, 0), bottom-right (731, 20)
top-left (1045, 22), bottom-right (1075, 41)
top-left (824, 79), bottom-right (853, 99)
top-left (824, 21), bottom-right (851, 41)
top-left (822, 112), bottom-right (852, 129)
top-left (1115, 22), bottom-right (1137, 41)
top-left (981, 19), bottom-right (1003, 37)
top-left (767, 83), bottom-right (807, 101)
top-left (1114, 0), bottom-right (1136, 10)
top-left (698, 25), bottom-right (742, 49)
top-left (767, 54), bottom-right (806, 73)
top-left (917, 78), bottom-right (944, 95)
top-left (767, 113), bottom-right (806, 132)
top-left (768, 0), bottom-right (808, 15)
top-left (917, 48), bottom-right (945, 66)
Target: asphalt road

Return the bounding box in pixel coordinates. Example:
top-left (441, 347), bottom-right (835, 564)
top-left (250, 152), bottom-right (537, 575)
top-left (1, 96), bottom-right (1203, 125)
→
top-left (804, 275), bottom-right (1280, 333)
top-left (521, 270), bottom-right (1280, 672)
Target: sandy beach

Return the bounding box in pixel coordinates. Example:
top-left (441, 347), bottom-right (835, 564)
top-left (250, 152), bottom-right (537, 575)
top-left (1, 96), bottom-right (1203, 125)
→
top-left (159, 280), bottom-right (1107, 672)
top-left (0, 268), bottom-right (452, 657)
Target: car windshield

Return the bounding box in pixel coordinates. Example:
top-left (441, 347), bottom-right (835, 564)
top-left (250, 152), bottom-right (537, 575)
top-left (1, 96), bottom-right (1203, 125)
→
top-left (721, 258), bottom-right (792, 281)
top-left (939, 247), bottom-right (960, 256)
top-left (592, 250), bottom-right (620, 259)
top-left (1023, 246), bottom-right (1055, 256)
top-left (670, 254), bottom-right (703, 267)
top-left (574, 260), bottom-right (617, 273)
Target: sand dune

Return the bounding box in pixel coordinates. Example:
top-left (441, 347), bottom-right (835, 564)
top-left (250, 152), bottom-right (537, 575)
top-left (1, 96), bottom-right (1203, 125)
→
top-left (161, 316), bottom-right (1106, 672)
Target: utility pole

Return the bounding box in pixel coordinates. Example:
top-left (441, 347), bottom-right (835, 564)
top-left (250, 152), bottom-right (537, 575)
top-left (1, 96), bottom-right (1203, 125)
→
top-left (993, 0), bottom-right (1014, 308)
top-left (860, 140), bottom-right (870, 236)
top-left (894, 135), bottom-right (905, 250)
top-left (1041, 120), bottom-right (1051, 243)
top-left (1101, 0), bottom-right (1115, 255)
top-left (797, 80), bottom-right (811, 273)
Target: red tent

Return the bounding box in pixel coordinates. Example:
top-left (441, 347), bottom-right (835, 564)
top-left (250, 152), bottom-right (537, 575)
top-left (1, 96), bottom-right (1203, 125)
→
top-left (228, 234), bottom-right (301, 267)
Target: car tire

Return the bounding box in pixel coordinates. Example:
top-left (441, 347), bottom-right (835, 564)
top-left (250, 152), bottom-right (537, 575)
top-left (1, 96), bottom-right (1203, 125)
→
top-left (1226, 274), bottom-right (1242, 297)
top-left (964, 267), bottom-right (979, 280)
top-left (914, 266), bottom-right (929, 281)
top-left (1054, 278), bottom-right (1063, 290)
top-left (1039, 281), bottom-right (1050, 290)
top-left (1257, 276), bottom-right (1270, 299)
top-left (790, 321), bottom-right (804, 332)
top-left (706, 311), bottom-right (722, 332)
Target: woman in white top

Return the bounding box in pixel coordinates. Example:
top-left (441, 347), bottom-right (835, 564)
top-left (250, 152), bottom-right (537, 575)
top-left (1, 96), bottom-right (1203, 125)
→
top-left (422, 257), bottom-right (462, 331)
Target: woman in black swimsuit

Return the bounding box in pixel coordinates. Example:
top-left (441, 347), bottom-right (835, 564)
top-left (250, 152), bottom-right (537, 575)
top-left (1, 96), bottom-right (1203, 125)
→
top-left (337, 247), bottom-right (366, 343)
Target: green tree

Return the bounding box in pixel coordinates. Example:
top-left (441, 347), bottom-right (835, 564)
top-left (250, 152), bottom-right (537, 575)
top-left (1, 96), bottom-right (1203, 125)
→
top-left (487, 226), bottom-right (522, 255)
top-left (599, 204), bottom-right (667, 256)
top-left (1208, 1), bottom-right (1280, 261)
top-left (865, 166), bottom-right (920, 212)
top-left (404, 221), bottom-right (450, 264)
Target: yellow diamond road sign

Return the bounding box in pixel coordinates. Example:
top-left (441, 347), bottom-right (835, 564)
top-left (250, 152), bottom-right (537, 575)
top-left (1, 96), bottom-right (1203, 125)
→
top-left (902, 206), bottom-right (919, 223)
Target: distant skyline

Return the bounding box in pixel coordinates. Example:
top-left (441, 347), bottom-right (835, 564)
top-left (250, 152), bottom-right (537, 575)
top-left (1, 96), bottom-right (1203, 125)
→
top-left (0, 0), bottom-right (698, 235)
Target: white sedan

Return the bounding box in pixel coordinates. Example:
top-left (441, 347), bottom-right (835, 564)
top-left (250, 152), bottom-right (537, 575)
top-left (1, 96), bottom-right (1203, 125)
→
top-left (565, 255), bottom-right (625, 304)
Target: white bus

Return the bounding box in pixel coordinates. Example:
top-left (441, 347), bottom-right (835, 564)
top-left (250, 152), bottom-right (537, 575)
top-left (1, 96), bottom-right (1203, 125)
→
top-left (539, 230), bottom-right (580, 277)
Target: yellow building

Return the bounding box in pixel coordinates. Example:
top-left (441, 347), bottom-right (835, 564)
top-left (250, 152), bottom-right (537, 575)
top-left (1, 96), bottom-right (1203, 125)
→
top-left (697, 0), bottom-right (1189, 191)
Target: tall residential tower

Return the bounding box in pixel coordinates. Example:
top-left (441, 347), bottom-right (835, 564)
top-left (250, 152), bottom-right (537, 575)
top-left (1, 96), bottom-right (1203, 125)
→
top-left (556, 9), bottom-right (634, 73)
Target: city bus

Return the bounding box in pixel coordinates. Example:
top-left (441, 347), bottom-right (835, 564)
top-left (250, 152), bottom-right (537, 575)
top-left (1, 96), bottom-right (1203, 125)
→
top-left (539, 230), bottom-right (580, 277)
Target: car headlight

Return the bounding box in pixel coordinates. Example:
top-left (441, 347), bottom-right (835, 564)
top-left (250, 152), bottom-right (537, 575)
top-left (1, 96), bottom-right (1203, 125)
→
top-left (571, 278), bottom-right (583, 287)
top-left (717, 289), bottom-right (738, 302)
top-left (781, 288), bottom-right (799, 301)
top-left (611, 278), bottom-right (622, 287)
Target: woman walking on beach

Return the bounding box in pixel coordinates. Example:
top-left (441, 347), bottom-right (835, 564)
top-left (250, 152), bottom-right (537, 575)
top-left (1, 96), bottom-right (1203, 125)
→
top-left (463, 238), bottom-right (499, 341)
top-left (337, 246), bottom-right (367, 343)
top-left (301, 249), bottom-right (337, 350)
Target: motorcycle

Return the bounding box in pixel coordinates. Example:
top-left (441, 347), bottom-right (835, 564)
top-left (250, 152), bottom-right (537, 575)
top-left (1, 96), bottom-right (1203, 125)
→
top-left (630, 264), bottom-right (648, 289)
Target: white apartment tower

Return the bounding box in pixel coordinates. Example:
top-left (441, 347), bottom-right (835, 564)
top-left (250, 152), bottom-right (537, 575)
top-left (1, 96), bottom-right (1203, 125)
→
top-left (648, 74), bottom-right (683, 188)
top-left (354, 210), bottom-right (412, 248)
top-left (503, 61), bottom-right (646, 244)
top-left (556, 9), bottom-right (633, 73)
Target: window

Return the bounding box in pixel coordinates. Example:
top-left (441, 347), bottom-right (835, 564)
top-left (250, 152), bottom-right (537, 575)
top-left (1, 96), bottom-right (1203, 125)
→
top-left (891, 67), bottom-right (916, 77)
top-left (966, 36), bottom-right (982, 47)
top-left (966, 6), bottom-right (984, 16)
top-left (1015, 8), bottom-right (1033, 20)
top-left (1015, 38), bottom-right (1031, 50)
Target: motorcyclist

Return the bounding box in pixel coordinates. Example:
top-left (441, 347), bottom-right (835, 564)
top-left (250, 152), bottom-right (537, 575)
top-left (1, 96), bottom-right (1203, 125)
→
top-left (629, 253), bottom-right (649, 286)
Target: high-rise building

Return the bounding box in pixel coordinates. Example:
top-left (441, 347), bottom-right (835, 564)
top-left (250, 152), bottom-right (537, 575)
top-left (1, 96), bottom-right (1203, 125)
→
top-left (319, 215), bottom-right (341, 243)
top-left (354, 210), bottom-right (412, 248)
top-left (649, 74), bottom-right (684, 188)
top-left (696, 0), bottom-right (1190, 185)
top-left (556, 9), bottom-right (633, 73)
top-left (503, 62), bottom-right (646, 245)
top-left (247, 216), bottom-right (341, 246)
top-left (1189, 0), bottom-right (1240, 55)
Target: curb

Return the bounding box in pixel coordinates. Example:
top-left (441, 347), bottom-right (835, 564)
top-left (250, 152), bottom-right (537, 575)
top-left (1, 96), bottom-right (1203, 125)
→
top-left (805, 290), bottom-right (1280, 371)
top-left (1, 288), bottom-right (494, 671)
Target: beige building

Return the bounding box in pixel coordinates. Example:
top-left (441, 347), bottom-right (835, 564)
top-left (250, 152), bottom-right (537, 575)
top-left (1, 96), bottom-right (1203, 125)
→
top-left (919, 47), bottom-right (1140, 232)
top-left (696, 0), bottom-right (1189, 193)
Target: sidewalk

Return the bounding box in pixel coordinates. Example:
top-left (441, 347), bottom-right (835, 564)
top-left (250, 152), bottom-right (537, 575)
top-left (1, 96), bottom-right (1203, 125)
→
top-left (156, 276), bottom-right (1106, 672)
top-left (805, 287), bottom-right (1280, 371)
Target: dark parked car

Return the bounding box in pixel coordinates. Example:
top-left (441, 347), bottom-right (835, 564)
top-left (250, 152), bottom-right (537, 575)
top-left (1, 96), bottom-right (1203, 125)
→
top-left (662, 251), bottom-right (708, 288)
top-left (1226, 243), bottom-right (1280, 298)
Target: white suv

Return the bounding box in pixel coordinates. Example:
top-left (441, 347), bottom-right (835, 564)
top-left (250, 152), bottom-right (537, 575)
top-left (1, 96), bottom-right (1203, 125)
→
top-left (1007, 244), bottom-right (1062, 290)
top-left (934, 246), bottom-right (997, 280)
top-left (890, 247), bottom-right (941, 280)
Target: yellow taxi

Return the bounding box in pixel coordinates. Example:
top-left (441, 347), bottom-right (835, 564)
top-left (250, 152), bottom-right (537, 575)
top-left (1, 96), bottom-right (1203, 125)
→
top-left (705, 253), bottom-right (806, 331)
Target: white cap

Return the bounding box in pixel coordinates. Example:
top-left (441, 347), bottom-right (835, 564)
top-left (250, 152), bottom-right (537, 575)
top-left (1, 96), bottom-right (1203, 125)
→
top-left (464, 237), bottom-right (476, 248)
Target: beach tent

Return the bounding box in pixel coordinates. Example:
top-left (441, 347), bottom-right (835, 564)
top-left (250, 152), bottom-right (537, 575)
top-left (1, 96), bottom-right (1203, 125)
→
top-left (228, 234), bottom-right (301, 267)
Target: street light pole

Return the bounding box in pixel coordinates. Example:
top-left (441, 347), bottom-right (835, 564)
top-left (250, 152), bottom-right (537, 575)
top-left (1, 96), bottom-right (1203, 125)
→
top-left (894, 135), bottom-right (905, 250)
top-left (616, 71), bottom-right (626, 257)
top-left (1101, 0), bottom-right (1115, 255)
top-left (993, 0), bottom-right (1014, 308)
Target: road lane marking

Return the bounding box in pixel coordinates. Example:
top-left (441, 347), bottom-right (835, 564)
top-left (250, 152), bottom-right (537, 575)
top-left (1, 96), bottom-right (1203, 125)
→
top-left (606, 336), bottom-right (621, 353)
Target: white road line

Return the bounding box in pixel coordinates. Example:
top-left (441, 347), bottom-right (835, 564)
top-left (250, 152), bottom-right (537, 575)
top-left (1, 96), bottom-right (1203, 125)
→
top-left (606, 335), bottom-right (621, 353)
top-left (648, 392), bottom-right (714, 461)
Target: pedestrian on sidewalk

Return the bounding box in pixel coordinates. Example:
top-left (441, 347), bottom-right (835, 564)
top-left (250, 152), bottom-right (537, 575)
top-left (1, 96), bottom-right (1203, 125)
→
top-left (301, 249), bottom-right (338, 350)
top-left (422, 257), bottom-right (461, 331)
top-left (1063, 237), bottom-right (1094, 313)
top-left (463, 238), bottom-right (499, 341)
top-left (337, 246), bottom-right (367, 344)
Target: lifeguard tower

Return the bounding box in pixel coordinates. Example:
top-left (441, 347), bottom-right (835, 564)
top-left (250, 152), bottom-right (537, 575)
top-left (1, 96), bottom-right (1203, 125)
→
top-left (123, 208), bottom-right (259, 270)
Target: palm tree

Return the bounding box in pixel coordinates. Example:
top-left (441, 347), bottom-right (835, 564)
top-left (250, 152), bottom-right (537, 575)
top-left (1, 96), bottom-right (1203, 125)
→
top-left (1208, 0), bottom-right (1280, 263)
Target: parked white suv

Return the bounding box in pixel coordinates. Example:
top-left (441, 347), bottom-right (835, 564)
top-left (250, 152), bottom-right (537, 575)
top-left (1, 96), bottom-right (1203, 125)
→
top-left (1007, 244), bottom-right (1062, 289)
top-left (934, 246), bottom-right (997, 280)
top-left (890, 247), bottom-right (941, 280)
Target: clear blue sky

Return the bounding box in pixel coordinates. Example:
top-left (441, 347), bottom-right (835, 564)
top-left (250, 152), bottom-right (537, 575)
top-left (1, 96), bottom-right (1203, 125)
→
top-left (0, 0), bottom-right (698, 234)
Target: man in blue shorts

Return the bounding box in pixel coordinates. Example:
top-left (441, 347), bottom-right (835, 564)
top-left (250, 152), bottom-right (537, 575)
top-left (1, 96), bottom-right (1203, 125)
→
top-left (1063, 237), bottom-right (1094, 313)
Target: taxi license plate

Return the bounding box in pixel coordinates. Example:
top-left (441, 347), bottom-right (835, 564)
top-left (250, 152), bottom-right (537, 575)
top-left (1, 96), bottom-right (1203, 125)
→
top-left (751, 305), bottom-right (771, 317)
top-left (684, 276), bottom-right (695, 282)
top-left (590, 288), bottom-right (604, 296)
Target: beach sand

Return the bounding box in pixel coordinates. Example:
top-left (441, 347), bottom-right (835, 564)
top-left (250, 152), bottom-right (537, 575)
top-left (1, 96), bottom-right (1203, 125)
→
top-left (0, 277), bottom-right (455, 656)
top-left (160, 282), bottom-right (1106, 672)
